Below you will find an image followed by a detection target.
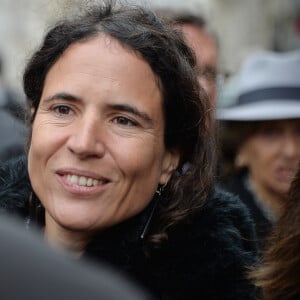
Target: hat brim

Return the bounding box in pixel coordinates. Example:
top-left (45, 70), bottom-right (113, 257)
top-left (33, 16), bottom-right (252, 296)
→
top-left (216, 100), bottom-right (300, 121)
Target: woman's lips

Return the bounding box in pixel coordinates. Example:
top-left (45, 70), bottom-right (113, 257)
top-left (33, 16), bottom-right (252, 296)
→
top-left (274, 167), bottom-right (296, 182)
top-left (56, 169), bottom-right (110, 196)
top-left (56, 168), bottom-right (110, 182)
top-left (65, 174), bottom-right (108, 187)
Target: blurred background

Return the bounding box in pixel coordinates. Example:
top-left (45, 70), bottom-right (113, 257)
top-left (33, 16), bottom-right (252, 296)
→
top-left (0, 0), bottom-right (300, 96)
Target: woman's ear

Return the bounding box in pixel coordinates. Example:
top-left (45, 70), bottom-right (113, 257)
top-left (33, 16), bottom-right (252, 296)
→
top-left (159, 148), bottom-right (180, 185)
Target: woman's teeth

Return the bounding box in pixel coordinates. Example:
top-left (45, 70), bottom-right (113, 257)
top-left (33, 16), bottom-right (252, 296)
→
top-left (66, 174), bottom-right (101, 187)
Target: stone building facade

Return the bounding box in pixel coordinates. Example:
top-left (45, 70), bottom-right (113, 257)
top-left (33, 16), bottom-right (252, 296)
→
top-left (0, 0), bottom-right (299, 90)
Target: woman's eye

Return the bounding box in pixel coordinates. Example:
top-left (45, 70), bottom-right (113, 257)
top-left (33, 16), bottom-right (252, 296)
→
top-left (53, 105), bottom-right (72, 115)
top-left (113, 116), bottom-right (137, 126)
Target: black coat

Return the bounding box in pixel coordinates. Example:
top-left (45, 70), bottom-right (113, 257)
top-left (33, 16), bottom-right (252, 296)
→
top-left (0, 156), bottom-right (257, 300)
top-left (219, 172), bottom-right (273, 251)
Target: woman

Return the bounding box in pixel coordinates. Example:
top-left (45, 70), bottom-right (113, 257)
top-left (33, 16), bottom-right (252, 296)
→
top-left (217, 51), bottom-right (300, 250)
top-left (0, 2), bottom-right (256, 299)
top-left (251, 166), bottom-right (300, 300)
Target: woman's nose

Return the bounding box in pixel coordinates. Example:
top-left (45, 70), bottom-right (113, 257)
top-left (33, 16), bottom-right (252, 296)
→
top-left (67, 116), bottom-right (105, 159)
top-left (281, 134), bottom-right (299, 159)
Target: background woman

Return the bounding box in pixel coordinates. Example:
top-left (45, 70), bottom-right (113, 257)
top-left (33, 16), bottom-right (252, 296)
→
top-left (0, 2), bottom-right (256, 299)
top-left (217, 50), bottom-right (300, 250)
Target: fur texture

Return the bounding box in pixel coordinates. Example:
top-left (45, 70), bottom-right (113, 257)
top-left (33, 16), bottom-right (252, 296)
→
top-left (0, 156), bottom-right (257, 299)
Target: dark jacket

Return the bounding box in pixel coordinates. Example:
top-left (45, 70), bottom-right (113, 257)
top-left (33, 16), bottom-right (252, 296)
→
top-left (0, 110), bottom-right (27, 162)
top-left (0, 156), bottom-right (257, 300)
top-left (219, 172), bottom-right (273, 251)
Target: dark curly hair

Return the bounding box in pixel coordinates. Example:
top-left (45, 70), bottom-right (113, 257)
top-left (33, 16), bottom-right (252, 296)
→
top-left (23, 0), bottom-right (216, 244)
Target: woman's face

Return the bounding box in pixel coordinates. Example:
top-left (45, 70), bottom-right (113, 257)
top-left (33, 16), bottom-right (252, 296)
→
top-left (238, 119), bottom-right (300, 198)
top-left (28, 35), bottom-right (179, 234)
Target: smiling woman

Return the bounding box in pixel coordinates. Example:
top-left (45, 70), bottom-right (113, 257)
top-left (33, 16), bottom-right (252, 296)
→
top-left (0, 1), bottom-right (257, 299)
top-left (29, 35), bottom-right (170, 243)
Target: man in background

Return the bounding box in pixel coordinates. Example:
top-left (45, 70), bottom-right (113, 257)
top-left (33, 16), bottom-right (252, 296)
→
top-left (157, 10), bottom-right (219, 107)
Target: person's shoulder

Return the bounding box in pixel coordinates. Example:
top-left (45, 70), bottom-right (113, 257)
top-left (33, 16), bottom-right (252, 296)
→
top-left (192, 186), bottom-right (256, 247)
top-left (205, 186), bottom-right (253, 224)
top-left (174, 186), bottom-right (258, 265)
top-left (168, 185), bottom-right (257, 255)
top-left (163, 187), bottom-right (257, 299)
top-left (0, 155), bottom-right (31, 214)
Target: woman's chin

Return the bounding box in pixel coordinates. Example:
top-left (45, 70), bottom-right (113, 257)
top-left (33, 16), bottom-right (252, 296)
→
top-left (270, 182), bottom-right (291, 197)
top-left (53, 212), bottom-right (104, 233)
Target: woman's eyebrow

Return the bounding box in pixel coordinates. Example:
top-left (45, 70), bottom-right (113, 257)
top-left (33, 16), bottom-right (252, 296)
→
top-left (108, 103), bottom-right (154, 125)
top-left (43, 92), bottom-right (79, 103)
top-left (42, 94), bottom-right (155, 124)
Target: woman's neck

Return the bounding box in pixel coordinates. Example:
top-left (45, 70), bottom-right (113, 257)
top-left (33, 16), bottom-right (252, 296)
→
top-left (249, 176), bottom-right (285, 219)
top-left (44, 213), bottom-right (92, 258)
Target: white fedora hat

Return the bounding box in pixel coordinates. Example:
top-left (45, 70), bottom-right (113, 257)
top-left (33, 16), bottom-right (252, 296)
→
top-left (217, 50), bottom-right (300, 121)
